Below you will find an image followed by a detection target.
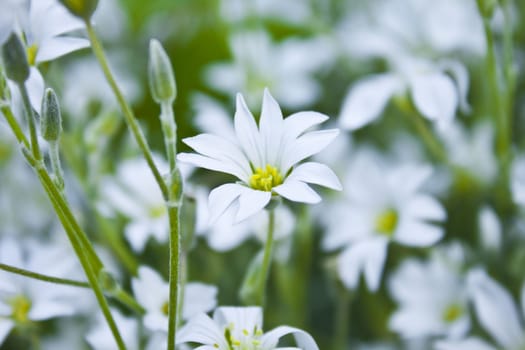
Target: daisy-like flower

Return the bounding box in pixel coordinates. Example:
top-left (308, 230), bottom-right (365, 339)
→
top-left (177, 306), bottom-right (319, 350)
top-left (322, 149), bottom-right (445, 291)
top-left (178, 88), bottom-right (341, 223)
top-left (0, 237), bottom-right (84, 345)
top-left (132, 266), bottom-right (218, 333)
top-left (435, 269), bottom-right (525, 350)
top-left (98, 156), bottom-right (169, 252)
top-left (388, 244), bottom-right (470, 339)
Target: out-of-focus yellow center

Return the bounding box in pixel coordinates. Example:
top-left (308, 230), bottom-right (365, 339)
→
top-left (11, 295), bottom-right (31, 324)
top-left (249, 165), bottom-right (283, 192)
top-left (375, 209), bottom-right (398, 236)
top-left (149, 205), bottom-right (166, 218)
top-left (442, 304), bottom-right (463, 323)
top-left (26, 44), bottom-right (38, 66)
top-left (161, 301), bottom-right (169, 316)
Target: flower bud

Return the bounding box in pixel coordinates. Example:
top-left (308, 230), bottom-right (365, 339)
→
top-left (1, 33), bottom-right (30, 84)
top-left (58, 0), bottom-right (99, 20)
top-left (98, 269), bottom-right (119, 295)
top-left (148, 39), bottom-right (176, 103)
top-left (41, 88), bottom-right (63, 142)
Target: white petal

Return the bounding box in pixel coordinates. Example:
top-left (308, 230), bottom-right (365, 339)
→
top-left (435, 337), bottom-right (496, 350)
top-left (182, 133), bottom-right (251, 182)
top-left (0, 320), bottom-right (14, 345)
top-left (467, 269), bottom-right (524, 349)
top-left (207, 202), bottom-right (252, 251)
top-left (132, 266), bottom-right (167, 312)
top-left (259, 88), bottom-right (284, 166)
top-left (339, 74), bottom-right (402, 130)
top-left (144, 312), bottom-right (167, 333)
top-left (439, 59), bottom-right (471, 114)
top-left (213, 307), bottom-right (262, 335)
top-left (183, 283), bottom-right (218, 321)
top-left (125, 221), bottom-right (153, 252)
top-left (273, 181), bottom-right (321, 204)
top-left (208, 183), bottom-right (245, 224)
top-left (283, 111), bottom-right (329, 139)
top-left (234, 93), bottom-right (263, 167)
top-left (363, 238), bottom-right (389, 291)
top-left (403, 195), bottom-right (446, 222)
top-left (286, 162), bottom-right (342, 191)
top-left (389, 305), bottom-right (441, 338)
top-left (26, 67), bottom-right (45, 112)
top-left (36, 37), bottom-right (89, 63)
top-left (235, 188), bottom-right (272, 222)
top-left (410, 72), bottom-right (458, 129)
top-left (280, 129), bottom-right (339, 172)
top-left (29, 300), bottom-right (75, 320)
top-left (177, 153), bottom-right (246, 182)
top-left (394, 220), bottom-right (444, 247)
top-left (261, 326), bottom-right (319, 350)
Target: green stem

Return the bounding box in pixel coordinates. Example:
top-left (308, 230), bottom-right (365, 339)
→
top-left (48, 140), bottom-right (65, 191)
top-left (0, 105), bottom-right (29, 147)
top-left (257, 209), bottom-right (275, 307)
top-left (405, 109), bottom-right (448, 163)
top-left (0, 262), bottom-right (89, 288)
top-left (333, 288), bottom-right (352, 350)
top-left (113, 288), bottom-right (146, 315)
top-left (17, 83), bottom-right (41, 160)
top-left (84, 20), bottom-right (168, 199)
top-left (167, 204), bottom-right (181, 350)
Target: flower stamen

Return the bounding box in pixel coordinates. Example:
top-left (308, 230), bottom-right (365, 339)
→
top-left (249, 165), bottom-right (283, 192)
top-left (375, 208), bottom-right (398, 236)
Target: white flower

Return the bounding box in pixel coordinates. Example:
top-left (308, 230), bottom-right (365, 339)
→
top-left (339, 56), bottom-right (469, 131)
top-left (178, 88), bottom-right (341, 223)
top-left (0, 237), bottom-right (85, 345)
top-left (6, 0), bottom-right (90, 110)
top-left (98, 156), bottom-right (169, 252)
top-left (511, 156), bottom-right (525, 206)
top-left (205, 31), bottom-right (333, 110)
top-left (436, 269), bottom-right (525, 350)
top-left (86, 308), bottom-right (139, 350)
top-left (477, 206), bottom-right (502, 252)
top-left (388, 246), bottom-right (469, 339)
top-left (322, 149), bottom-right (445, 291)
top-left (219, 0), bottom-right (312, 24)
top-left (177, 306), bottom-right (320, 350)
top-left (132, 266), bottom-right (218, 333)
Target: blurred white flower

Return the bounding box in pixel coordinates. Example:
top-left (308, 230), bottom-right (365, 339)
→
top-left (436, 269), bottom-right (525, 350)
top-left (6, 0), bottom-right (90, 110)
top-left (511, 156), bottom-right (525, 206)
top-left (339, 56), bottom-right (469, 131)
top-left (0, 237), bottom-right (85, 345)
top-left (0, 0), bottom-right (27, 45)
top-left (132, 266), bottom-right (218, 333)
top-left (205, 30), bottom-right (333, 110)
top-left (477, 206), bottom-right (502, 252)
top-left (322, 149), bottom-right (445, 291)
top-left (220, 0), bottom-right (312, 24)
top-left (178, 89), bottom-right (341, 223)
top-left (86, 308), bottom-right (139, 350)
top-left (177, 306), bottom-right (319, 350)
top-left (388, 246), bottom-right (469, 339)
top-left (98, 156), bottom-right (168, 252)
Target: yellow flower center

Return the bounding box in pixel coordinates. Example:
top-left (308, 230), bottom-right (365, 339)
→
top-left (161, 301), bottom-right (169, 316)
top-left (442, 303), bottom-right (463, 323)
top-left (26, 44), bottom-right (38, 66)
top-left (224, 323), bottom-right (264, 350)
top-left (10, 295), bottom-right (31, 324)
top-left (249, 165), bottom-right (283, 192)
top-left (149, 204), bottom-right (166, 218)
top-left (375, 209), bottom-right (398, 236)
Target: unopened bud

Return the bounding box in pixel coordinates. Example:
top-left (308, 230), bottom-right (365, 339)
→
top-left (41, 88), bottom-right (62, 141)
top-left (148, 39), bottom-right (176, 103)
top-left (98, 269), bottom-right (119, 295)
top-left (58, 0), bottom-right (99, 20)
top-left (1, 33), bottom-right (30, 84)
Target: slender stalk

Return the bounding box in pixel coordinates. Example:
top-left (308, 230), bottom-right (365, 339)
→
top-left (333, 288), bottom-right (352, 350)
top-left (84, 20), bottom-right (168, 199)
top-left (17, 83), bottom-right (41, 160)
top-left (113, 288), bottom-right (146, 315)
top-left (0, 105), bottom-right (29, 147)
top-left (48, 140), bottom-right (65, 190)
top-left (160, 101), bottom-right (177, 170)
top-left (167, 204), bottom-right (181, 350)
top-left (405, 109), bottom-right (448, 163)
top-left (257, 209), bottom-right (275, 307)
top-left (0, 263), bottom-right (89, 288)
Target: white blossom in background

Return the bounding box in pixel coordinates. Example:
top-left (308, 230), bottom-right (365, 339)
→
top-left (388, 244), bottom-right (470, 339)
top-left (6, 0), bottom-right (90, 110)
top-left (86, 308), bottom-right (139, 350)
top-left (132, 266), bottom-right (218, 333)
top-left (511, 155), bottom-right (525, 206)
top-left (477, 206), bottom-right (502, 253)
top-left (322, 149), bottom-right (445, 291)
top-left (436, 269), bottom-right (525, 350)
top-left (178, 88), bottom-right (341, 224)
top-left (177, 306), bottom-right (320, 350)
top-left (338, 0), bottom-right (483, 131)
top-left (98, 156), bottom-right (169, 252)
top-left (0, 237), bottom-right (86, 345)
top-left (0, 0), bottom-right (28, 45)
top-left (205, 31), bottom-right (333, 110)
